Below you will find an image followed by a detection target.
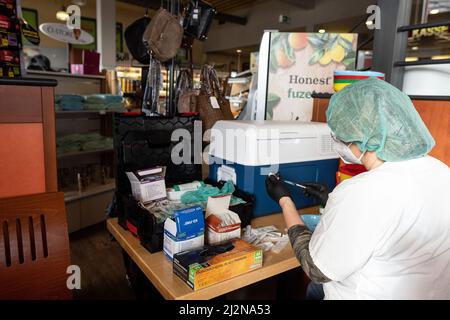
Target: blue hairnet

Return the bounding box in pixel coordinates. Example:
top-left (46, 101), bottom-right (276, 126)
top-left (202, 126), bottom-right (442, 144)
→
top-left (326, 78), bottom-right (435, 161)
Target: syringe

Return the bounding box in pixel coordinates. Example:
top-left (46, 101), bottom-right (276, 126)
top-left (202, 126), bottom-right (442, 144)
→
top-left (268, 173), bottom-right (307, 189)
top-left (282, 179), bottom-right (307, 189)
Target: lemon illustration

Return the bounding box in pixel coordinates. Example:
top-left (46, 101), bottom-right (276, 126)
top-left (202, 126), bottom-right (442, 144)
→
top-left (319, 51), bottom-right (332, 65)
top-left (340, 34), bottom-right (354, 42)
top-left (330, 45), bottom-right (346, 62)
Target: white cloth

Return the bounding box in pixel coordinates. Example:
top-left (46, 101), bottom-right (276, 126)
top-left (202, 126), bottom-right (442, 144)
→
top-left (310, 156), bottom-right (450, 300)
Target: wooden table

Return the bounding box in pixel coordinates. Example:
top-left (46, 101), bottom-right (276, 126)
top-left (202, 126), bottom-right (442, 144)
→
top-left (107, 207), bottom-right (319, 300)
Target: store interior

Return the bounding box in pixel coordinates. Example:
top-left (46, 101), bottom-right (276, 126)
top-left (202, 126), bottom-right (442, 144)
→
top-left (1, 0), bottom-right (450, 301)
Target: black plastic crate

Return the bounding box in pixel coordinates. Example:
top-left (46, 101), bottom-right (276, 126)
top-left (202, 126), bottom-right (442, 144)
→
top-left (113, 114), bottom-right (203, 195)
top-left (117, 179), bottom-right (254, 254)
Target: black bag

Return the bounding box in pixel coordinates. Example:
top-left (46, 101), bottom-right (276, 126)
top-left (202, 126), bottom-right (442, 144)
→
top-left (183, 0), bottom-right (216, 41)
top-left (125, 16), bottom-right (151, 64)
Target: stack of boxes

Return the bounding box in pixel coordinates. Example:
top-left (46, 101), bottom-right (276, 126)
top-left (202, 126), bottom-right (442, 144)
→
top-left (0, 0), bottom-right (22, 78)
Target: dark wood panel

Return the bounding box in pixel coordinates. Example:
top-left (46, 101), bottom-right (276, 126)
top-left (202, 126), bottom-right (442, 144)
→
top-left (216, 0), bottom-right (257, 12)
top-left (118, 0), bottom-right (259, 13)
top-left (41, 87), bottom-right (58, 193)
top-left (0, 85), bottom-right (43, 123)
top-left (0, 192), bottom-right (72, 300)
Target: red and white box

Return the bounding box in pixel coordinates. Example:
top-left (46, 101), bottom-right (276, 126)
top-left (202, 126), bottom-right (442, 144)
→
top-left (205, 195), bottom-right (241, 245)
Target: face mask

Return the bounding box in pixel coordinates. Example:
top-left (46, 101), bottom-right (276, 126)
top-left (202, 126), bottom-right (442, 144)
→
top-left (332, 139), bottom-right (366, 165)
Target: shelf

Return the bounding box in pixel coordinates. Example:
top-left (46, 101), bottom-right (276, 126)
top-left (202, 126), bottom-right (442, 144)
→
top-left (228, 77), bottom-right (251, 84)
top-left (0, 77), bottom-right (58, 87)
top-left (64, 181), bottom-right (116, 202)
top-left (394, 59), bottom-right (450, 67)
top-left (27, 70), bottom-right (106, 80)
top-left (57, 147), bottom-right (114, 159)
top-left (56, 110), bottom-right (118, 117)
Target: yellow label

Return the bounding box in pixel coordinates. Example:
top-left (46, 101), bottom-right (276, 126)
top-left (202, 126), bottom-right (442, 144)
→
top-left (412, 26), bottom-right (449, 39)
top-left (193, 249), bottom-right (263, 290)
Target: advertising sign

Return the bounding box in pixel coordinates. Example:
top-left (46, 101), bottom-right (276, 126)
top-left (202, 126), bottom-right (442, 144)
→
top-left (39, 22), bottom-right (94, 45)
top-left (266, 32), bottom-right (358, 121)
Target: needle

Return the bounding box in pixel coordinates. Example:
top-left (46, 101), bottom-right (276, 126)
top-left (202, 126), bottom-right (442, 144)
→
top-left (282, 179), bottom-right (307, 189)
top-left (268, 173), bottom-right (307, 189)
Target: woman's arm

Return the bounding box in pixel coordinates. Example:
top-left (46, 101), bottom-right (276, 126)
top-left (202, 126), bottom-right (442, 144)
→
top-left (279, 197), bottom-right (331, 284)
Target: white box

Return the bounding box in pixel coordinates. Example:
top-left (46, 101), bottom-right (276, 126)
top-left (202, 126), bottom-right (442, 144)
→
top-left (126, 167), bottom-right (167, 204)
top-left (205, 195), bottom-right (241, 245)
top-left (163, 206), bottom-right (205, 260)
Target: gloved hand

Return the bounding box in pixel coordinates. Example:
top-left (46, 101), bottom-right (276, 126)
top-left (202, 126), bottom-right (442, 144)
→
top-left (265, 174), bottom-right (292, 204)
top-left (303, 182), bottom-right (329, 207)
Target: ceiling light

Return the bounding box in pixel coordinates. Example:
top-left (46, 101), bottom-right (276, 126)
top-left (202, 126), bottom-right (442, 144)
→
top-left (236, 49), bottom-right (242, 53)
top-left (56, 6), bottom-right (69, 21)
top-left (405, 57), bottom-right (419, 62)
top-left (430, 9), bottom-right (439, 14)
top-left (412, 46), bottom-right (419, 50)
top-left (318, 29), bottom-right (326, 34)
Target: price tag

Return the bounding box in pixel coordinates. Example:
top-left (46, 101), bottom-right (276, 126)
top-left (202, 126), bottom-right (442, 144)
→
top-left (210, 96), bottom-right (220, 109)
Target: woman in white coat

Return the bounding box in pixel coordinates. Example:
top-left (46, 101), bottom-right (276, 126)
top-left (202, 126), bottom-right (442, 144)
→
top-left (266, 78), bottom-right (450, 300)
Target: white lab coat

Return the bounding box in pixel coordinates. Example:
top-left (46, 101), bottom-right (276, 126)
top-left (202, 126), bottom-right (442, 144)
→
top-left (309, 156), bottom-right (450, 300)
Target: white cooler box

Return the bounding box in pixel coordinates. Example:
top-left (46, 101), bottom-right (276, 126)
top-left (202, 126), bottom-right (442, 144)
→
top-left (208, 121), bottom-right (339, 216)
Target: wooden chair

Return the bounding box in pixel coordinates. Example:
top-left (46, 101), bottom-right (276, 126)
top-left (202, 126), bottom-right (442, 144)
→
top-left (0, 192), bottom-right (72, 300)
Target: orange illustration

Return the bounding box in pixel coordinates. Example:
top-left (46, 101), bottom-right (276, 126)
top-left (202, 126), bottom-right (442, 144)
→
top-left (288, 33), bottom-right (308, 51)
top-left (276, 47), bottom-right (295, 68)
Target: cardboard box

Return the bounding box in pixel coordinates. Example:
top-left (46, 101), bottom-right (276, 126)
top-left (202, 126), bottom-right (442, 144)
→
top-left (0, 30), bottom-right (18, 48)
top-left (83, 50), bottom-right (100, 75)
top-left (205, 195), bottom-right (241, 245)
top-left (0, 0), bottom-right (17, 17)
top-left (126, 167), bottom-right (167, 204)
top-left (69, 48), bottom-right (100, 75)
top-left (0, 48), bottom-right (20, 78)
top-left (173, 239), bottom-right (263, 291)
top-left (163, 206), bottom-right (205, 260)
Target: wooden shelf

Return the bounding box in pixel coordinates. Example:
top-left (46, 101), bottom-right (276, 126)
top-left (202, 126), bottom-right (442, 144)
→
top-left (64, 181), bottom-right (115, 202)
top-left (27, 70), bottom-right (106, 80)
top-left (57, 147), bottom-right (114, 159)
top-left (55, 110), bottom-right (118, 117)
